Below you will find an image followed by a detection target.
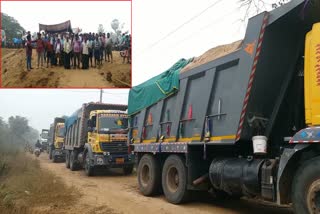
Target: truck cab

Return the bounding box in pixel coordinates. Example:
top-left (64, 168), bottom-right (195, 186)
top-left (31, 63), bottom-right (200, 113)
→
top-left (49, 118), bottom-right (66, 163)
top-left (39, 129), bottom-right (49, 152)
top-left (54, 122), bottom-right (65, 149)
top-left (84, 110), bottom-right (133, 175)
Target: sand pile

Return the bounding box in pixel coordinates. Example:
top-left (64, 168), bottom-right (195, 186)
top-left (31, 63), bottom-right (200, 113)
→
top-left (181, 40), bottom-right (243, 73)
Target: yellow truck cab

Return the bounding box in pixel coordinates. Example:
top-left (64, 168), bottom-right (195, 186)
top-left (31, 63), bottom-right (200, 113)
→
top-left (87, 110), bottom-right (128, 155)
top-left (48, 117), bottom-right (66, 162)
top-left (54, 122), bottom-right (65, 149)
top-left (64, 103), bottom-right (134, 176)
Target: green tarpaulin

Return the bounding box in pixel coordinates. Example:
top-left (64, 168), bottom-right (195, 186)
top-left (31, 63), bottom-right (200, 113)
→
top-left (128, 58), bottom-right (193, 115)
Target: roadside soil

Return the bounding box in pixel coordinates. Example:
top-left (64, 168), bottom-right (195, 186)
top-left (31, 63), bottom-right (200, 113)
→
top-left (1, 48), bottom-right (131, 88)
top-left (38, 153), bottom-right (293, 214)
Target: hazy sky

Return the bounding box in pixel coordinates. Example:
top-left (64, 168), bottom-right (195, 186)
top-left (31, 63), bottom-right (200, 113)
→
top-left (1, 1), bottom-right (131, 33)
top-left (0, 89), bottom-right (129, 132)
top-left (132, 0), bottom-right (274, 85)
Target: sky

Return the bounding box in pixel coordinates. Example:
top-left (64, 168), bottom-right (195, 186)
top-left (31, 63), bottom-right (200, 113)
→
top-left (0, 89), bottom-right (129, 132)
top-left (132, 0), bottom-right (274, 85)
top-left (1, 1), bottom-right (131, 34)
top-left (0, 0), bottom-right (281, 135)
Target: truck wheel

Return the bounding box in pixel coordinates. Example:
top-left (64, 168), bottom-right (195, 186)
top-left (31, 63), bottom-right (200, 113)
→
top-left (162, 155), bottom-right (190, 204)
top-left (292, 156), bottom-right (320, 214)
top-left (137, 154), bottom-right (161, 196)
top-left (123, 165), bottom-right (134, 175)
top-left (65, 151), bottom-right (70, 169)
top-left (84, 153), bottom-right (95, 176)
top-left (49, 148), bottom-right (52, 160)
top-left (70, 151), bottom-right (78, 171)
top-left (52, 156), bottom-right (57, 163)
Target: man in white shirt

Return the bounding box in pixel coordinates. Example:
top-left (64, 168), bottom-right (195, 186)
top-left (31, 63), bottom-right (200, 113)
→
top-left (63, 36), bottom-right (72, 69)
top-left (81, 35), bottom-right (90, 69)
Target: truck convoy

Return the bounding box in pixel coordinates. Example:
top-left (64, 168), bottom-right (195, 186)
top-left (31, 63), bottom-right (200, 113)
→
top-left (128, 1), bottom-right (320, 214)
top-left (64, 102), bottom-right (134, 176)
top-left (39, 129), bottom-right (49, 152)
top-left (48, 117), bottom-right (66, 162)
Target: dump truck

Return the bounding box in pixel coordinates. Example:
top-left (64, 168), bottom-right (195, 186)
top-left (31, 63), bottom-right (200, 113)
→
top-left (64, 102), bottom-right (134, 176)
top-left (48, 117), bottom-right (66, 162)
top-left (128, 1), bottom-right (320, 213)
top-left (39, 129), bottom-right (49, 152)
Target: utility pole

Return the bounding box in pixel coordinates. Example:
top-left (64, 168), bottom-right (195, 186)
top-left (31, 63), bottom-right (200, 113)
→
top-left (99, 89), bottom-right (103, 103)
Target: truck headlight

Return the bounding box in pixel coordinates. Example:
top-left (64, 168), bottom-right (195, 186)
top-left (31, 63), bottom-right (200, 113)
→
top-left (103, 152), bottom-right (110, 156)
top-left (97, 157), bottom-right (104, 165)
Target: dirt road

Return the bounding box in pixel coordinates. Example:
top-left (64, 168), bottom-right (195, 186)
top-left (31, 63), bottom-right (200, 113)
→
top-left (1, 48), bottom-right (131, 88)
top-left (38, 154), bottom-right (293, 214)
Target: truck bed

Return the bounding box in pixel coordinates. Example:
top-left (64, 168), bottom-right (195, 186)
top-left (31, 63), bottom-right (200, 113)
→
top-left (129, 0), bottom-right (320, 153)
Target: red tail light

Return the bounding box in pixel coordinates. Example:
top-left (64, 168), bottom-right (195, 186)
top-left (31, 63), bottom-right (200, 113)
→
top-left (166, 124), bottom-right (171, 136)
top-left (142, 127), bottom-right (146, 139)
top-left (128, 144), bottom-right (132, 154)
top-left (188, 105), bottom-right (193, 119)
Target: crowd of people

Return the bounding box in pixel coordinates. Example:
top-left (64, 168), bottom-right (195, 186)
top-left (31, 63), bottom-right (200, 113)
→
top-left (25, 31), bottom-right (131, 71)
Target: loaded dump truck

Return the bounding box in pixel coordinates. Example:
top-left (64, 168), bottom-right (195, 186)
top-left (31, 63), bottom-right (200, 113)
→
top-left (48, 117), bottom-right (66, 162)
top-left (128, 1), bottom-right (320, 213)
top-left (64, 102), bottom-right (134, 176)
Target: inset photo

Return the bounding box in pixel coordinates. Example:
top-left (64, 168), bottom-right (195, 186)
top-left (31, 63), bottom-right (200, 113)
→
top-left (1, 1), bottom-right (131, 88)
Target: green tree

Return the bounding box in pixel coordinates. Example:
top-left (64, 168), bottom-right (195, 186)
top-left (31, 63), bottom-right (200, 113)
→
top-left (1, 13), bottom-right (26, 42)
top-left (8, 116), bottom-right (30, 138)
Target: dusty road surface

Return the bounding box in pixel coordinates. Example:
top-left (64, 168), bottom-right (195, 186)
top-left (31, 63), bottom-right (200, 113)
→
top-left (38, 154), bottom-right (293, 214)
top-left (1, 48), bottom-right (131, 88)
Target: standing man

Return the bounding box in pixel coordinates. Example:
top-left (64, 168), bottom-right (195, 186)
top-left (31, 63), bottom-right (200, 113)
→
top-left (26, 35), bottom-right (33, 71)
top-left (55, 38), bottom-right (62, 66)
top-left (88, 34), bottom-right (93, 68)
top-left (45, 38), bottom-right (53, 68)
top-left (63, 36), bottom-right (72, 69)
top-left (72, 35), bottom-right (81, 69)
top-left (36, 33), bottom-right (45, 68)
top-left (105, 33), bottom-right (113, 63)
top-left (101, 33), bottom-right (106, 63)
top-left (93, 35), bottom-right (101, 68)
top-left (81, 36), bottom-right (90, 69)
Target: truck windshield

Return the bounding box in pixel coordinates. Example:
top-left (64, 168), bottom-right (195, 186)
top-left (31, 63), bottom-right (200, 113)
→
top-left (57, 127), bottom-right (65, 138)
top-left (42, 131), bottom-right (49, 139)
top-left (98, 115), bottom-right (128, 132)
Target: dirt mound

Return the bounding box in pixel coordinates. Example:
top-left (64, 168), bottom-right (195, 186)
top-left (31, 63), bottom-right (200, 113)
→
top-left (0, 153), bottom-right (78, 214)
top-left (181, 40), bottom-right (243, 73)
top-left (1, 49), bottom-right (130, 88)
top-left (1, 49), bottom-right (60, 88)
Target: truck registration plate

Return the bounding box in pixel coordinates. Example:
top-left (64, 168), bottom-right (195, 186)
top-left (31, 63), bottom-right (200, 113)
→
top-left (116, 158), bottom-right (125, 164)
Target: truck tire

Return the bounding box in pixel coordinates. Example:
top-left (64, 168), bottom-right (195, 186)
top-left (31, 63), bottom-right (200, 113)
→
top-left (292, 156), bottom-right (320, 214)
top-left (84, 153), bottom-right (95, 176)
top-left (52, 155), bottom-right (57, 163)
top-left (65, 151), bottom-right (70, 169)
top-left (137, 154), bottom-right (161, 196)
top-left (49, 148), bottom-right (52, 160)
top-left (70, 150), bottom-right (78, 171)
top-left (162, 155), bottom-right (190, 204)
top-left (123, 165), bottom-right (134, 175)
